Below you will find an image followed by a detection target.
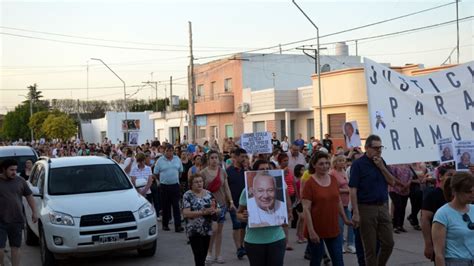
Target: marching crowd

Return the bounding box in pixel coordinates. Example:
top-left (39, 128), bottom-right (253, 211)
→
top-left (1, 132), bottom-right (474, 266)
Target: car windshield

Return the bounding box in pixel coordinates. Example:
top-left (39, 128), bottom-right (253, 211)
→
top-left (48, 164), bottom-right (132, 195)
top-left (0, 156), bottom-right (37, 173)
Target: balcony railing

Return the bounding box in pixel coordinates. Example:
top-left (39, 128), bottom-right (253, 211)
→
top-left (195, 92), bottom-right (234, 115)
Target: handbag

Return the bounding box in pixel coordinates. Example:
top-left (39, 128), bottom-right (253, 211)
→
top-left (207, 168), bottom-right (222, 193)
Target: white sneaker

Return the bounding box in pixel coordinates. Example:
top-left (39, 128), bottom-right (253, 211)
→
top-left (346, 245), bottom-right (356, 254)
top-left (206, 255), bottom-right (215, 263)
top-left (215, 256), bottom-right (225, 264)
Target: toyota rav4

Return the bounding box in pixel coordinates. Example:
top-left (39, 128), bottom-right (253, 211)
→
top-left (23, 156), bottom-right (157, 266)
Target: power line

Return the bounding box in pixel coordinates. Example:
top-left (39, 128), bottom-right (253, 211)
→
top-left (195, 1), bottom-right (457, 60)
top-left (0, 25), bottom-right (258, 50)
top-left (0, 31), bottom-right (249, 53)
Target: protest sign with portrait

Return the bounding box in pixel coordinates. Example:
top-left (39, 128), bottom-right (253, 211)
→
top-left (244, 170), bottom-right (288, 228)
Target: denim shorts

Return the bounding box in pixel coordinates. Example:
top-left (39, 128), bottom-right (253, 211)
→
top-left (229, 209), bottom-right (247, 230)
top-left (217, 206), bottom-right (228, 224)
top-left (0, 223), bottom-right (24, 248)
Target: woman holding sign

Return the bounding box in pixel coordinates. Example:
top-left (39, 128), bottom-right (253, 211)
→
top-left (236, 162), bottom-right (287, 266)
top-left (201, 150), bottom-right (235, 264)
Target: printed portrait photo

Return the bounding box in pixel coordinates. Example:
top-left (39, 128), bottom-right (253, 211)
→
top-left (245, 170), bottom-right (288, 228)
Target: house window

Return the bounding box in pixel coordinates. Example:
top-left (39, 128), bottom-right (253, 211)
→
top-left (224, 78), bottom-right (232, 92)
top-left (198, 127), bottom-right (206, 139)
top-left (307, 119), bottom-right (314, 140)
top-left (225, 125), bottom-right (234, 138)
top-left (253, 121), bottom-right (265, 132)
top-left (197, 84), bottom-right (204, 97)
top-left (210, 81), bottom-right (216, 100)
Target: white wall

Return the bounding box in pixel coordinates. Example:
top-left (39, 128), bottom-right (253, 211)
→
top-left (106, 111), bottom-right (154, 144)
top-left (241, 53), bottom-right (361, 92)
top-left (81, 118), bottom-right (106, 144)
top-left (81, 111), bottom-right (154, 144)
top-left (150, 110), bottom-right (188, 143)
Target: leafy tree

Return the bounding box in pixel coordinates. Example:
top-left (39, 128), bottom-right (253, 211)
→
top-left (28, 110), bottom-right (60, 138)
top-left (1, 104), bottom-right (31, 140)
top-left (42, 113), bottom-right (77, 141)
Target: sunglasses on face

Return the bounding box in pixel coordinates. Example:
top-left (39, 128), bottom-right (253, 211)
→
top-left (370, 145), bottom-right (384, 151)
top-left (462, 213), bottom-right (474, 230)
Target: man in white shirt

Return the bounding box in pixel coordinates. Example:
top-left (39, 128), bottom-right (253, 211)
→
top-left (287, 144), bottom-right (306, 176)
top-left (248, 173), bottom-right (287, 228)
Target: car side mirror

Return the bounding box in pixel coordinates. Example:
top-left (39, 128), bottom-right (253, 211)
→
top-left (31, 187), bottom-right (42, 197)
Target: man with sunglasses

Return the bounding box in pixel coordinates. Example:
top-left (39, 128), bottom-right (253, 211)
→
top-left (349, 134), bottom-right (399, 266)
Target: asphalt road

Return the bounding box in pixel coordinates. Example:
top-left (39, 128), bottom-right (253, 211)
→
top-left (6, 212), bottom-right (432, 266)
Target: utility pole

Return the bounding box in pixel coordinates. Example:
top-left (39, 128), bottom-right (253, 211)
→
top-left (355, 40), bottom-right (358, 56)
top-left (188, 21), bottom-right (196, 143)
top-left (296, 46), bottom-right (326, 140)
top-left (86, 60), bottom-right (89, 102)
top-left (142, 81), bottom-right (158, 111)
top-left (293, 0), bottom-right (324, 141)
top-left (456, 0), bottom-right (460, 64)
top-left (169, 76), bottom-right (173, 111)
top-left (90, 58), bottom-right (128, 143)
top-left (29, 94), bottom-right (34, 141)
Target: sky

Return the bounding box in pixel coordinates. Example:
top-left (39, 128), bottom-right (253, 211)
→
top-left (1, 0), bottom-right (473, 114)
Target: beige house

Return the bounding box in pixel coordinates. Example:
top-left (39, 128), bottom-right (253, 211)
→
top-left (312, 64), bottom-right (458, 149)
top-left (242, 86), bottom-right (314, 142)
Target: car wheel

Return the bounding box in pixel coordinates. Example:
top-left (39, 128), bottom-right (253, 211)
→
top-left (39, 227), bottom-right (56, 266)
top-left (137, 239), bottom-right (157, 257)
top-left (25, 222), bottom-right (39, 246)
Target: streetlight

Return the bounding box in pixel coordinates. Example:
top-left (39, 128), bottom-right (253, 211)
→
top-left (90, 58), bottom-right (128, 143)
top-left (19, 94), bottom-right (34, 142)
top-left (292, 0), bottom-right (323, 141)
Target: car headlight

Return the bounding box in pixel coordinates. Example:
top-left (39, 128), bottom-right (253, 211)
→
top-left (49, 211), bottom-right (75, 226)
top-left (138, 202), bottom-right (155, 219)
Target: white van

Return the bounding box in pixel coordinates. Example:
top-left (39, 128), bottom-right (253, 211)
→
top-left (24, 156), bottom-right (158, 266)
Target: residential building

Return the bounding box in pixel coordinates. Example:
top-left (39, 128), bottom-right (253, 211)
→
top-left (81, 111), bottom-right (154, 144)
top-left (149, 110), bottom-right (188, 144)
top-left (192, 48), bottom-right (361, 144)
top-left (242, 86), bottom-right (314, 142)
top-left (311, 63), bottom-right (458, 149)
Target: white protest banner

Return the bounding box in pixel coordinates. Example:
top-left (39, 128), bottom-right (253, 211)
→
top-left (241, 132), bottom-right (272, 154)
top-left (364, 58), bottom-right (474, 164)
top-left (437, 138), bottom-right (455, 163)
top-left (454, 140), bottom-right (474, 171)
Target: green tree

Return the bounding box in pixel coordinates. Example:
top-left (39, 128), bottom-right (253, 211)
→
top-left (42, 113), bottom-right (77, 140)
top-left (1, 104), bottom-right (31, 140)
top-left (28, 110), bottom-right (61, 138)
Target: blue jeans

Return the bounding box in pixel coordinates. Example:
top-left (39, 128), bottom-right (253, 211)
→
top-left (308, 234), bottom-right (344, 266)
top-left (339, 206), bottom-right (354, 246)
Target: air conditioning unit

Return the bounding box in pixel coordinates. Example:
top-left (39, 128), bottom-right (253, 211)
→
top-left (240, 103), bottom-right (250, 113)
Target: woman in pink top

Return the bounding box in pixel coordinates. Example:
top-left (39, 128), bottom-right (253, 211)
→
top-left (278, 153), bottom-right (295, 250)
top-left (329, 154), bottom-right (355, 253)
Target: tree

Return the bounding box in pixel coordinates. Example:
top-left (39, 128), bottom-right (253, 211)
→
top-left (42, 113), bottom-right (77, 141)
top-left (1, 104), bottom-right (30, 140)
top-left (28, 110), bottom-right (60, 138)
top-left (26, 83), bottom-right (43, 102)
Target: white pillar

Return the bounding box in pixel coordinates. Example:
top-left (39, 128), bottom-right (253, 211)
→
top-left (285, 111), bottom-right (291, 141)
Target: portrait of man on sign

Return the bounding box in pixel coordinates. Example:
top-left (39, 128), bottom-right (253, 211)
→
top-left (245, 170), bottom-right (288, 228)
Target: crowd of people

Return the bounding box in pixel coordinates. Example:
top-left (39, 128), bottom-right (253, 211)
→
top-left (1, 132), bottom-right (474, 266)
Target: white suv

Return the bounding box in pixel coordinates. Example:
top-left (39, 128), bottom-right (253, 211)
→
top-left (23, 156), bottom-right (158, 266)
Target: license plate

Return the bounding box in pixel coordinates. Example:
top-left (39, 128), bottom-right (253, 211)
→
top-left (97, 234), bottom-right (119, 244)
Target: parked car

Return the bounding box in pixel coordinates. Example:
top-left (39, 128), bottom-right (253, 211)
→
top-left (24, 156), bottom-right (158, 266)
top-left (0, 145), bottom-right (38, 173)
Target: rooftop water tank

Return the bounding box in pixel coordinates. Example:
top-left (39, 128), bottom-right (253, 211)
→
top-left (335, 42), bottom-right (349, 56)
